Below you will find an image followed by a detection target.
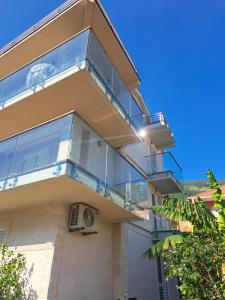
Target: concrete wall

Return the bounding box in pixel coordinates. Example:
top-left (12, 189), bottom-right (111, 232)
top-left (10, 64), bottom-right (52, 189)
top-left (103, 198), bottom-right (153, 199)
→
top-left (127, 223), bottom-right (160, 300)
top-left (53, 204), bottom-right (114, 300)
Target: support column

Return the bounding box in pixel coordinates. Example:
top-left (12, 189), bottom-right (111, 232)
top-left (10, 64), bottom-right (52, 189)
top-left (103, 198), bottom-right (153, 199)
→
top-left (113, 222), bottom-right (129, 300)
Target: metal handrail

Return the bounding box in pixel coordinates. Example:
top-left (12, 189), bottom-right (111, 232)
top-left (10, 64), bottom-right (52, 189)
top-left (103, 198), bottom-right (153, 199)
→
top-left (145, 151), bottom-right (182, 172)
top-left (86, 59), bottom-right (144, 130)
top-left (144, 112), bottom-right (167, 126)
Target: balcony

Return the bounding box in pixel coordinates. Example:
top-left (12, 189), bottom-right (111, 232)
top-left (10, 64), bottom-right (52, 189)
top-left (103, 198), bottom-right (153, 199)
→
top-left (150, 195), bottom-right (178, 239)
top-left (146, 152), bottom-right (182, 194)
top-left (0, 113), bottom-right (148, 221)
top-left (152, 215), bottom-right (177, 240)
top-left (0, 29), bottom-right (144, 147)
top-left (0, 0), bottom-right (140, 89)
top-left (144, 113), bottom-right (175, 149)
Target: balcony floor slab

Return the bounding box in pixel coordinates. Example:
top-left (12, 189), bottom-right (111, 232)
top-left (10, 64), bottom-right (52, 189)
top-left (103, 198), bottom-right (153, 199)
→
top-left (148, 172), bottom-right (182, 194)
top-left (0, 67), bottom-right (138, 147)
top-left (0, 161), bottom-right (141, 222)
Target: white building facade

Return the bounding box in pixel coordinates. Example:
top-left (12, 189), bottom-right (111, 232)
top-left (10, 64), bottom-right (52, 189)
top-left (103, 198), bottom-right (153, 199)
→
top-left (0, 1), bottom-right (182, 299)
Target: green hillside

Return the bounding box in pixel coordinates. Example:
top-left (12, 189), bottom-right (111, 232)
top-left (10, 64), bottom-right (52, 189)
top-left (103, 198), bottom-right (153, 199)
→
top-left (182, 179), bottom-right (225, 197)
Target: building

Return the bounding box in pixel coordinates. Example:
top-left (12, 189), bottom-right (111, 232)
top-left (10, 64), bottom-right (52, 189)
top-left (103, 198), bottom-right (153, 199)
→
top-left (197, 185), bottom-right (225, 208)
top-left (0, 1), bottom-right (182, 299)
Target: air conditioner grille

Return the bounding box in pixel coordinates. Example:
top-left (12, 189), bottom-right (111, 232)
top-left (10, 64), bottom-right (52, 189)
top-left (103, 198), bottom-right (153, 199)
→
top-left (70, 205), bottom-right (79, 226)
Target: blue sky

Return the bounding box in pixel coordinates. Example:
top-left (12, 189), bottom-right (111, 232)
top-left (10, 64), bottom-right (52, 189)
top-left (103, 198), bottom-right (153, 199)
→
top-left (0, 0), bottom-right (225, 180)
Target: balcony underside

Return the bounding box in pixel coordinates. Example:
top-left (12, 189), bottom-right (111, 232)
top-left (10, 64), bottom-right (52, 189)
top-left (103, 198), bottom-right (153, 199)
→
top-left (0, 67), bottom-right (138, 147)
top-left (0, 0), bottom-right (139, 88)
top-left (145, 122), bottom-right (175, 149)
top-left (0, 162), bottom-right (141, 222)
top-left (148, 171), bottom-right (182, 194)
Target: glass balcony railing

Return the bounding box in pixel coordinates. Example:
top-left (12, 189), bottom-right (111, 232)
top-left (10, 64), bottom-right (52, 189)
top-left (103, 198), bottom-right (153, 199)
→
top-left (153, 215), bottom-right (175, 232)
top-left (0, 29), bottom-right (144, 131)
top-left (0, 113), bottom-right (148, 211)
top-left (146, 152), bottom-right (183, 184)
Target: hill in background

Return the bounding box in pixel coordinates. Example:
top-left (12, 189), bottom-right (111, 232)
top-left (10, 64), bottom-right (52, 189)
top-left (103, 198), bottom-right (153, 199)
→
top-left (182, 179), bottom-right (225, 197)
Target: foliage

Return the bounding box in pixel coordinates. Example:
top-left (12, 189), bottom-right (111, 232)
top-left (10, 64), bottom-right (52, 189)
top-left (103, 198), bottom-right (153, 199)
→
top-left (145, 234), bottom-right (185, 258)
top-left (154, 196), bottom-right (216, 230)
top-left (163, 229), bottom-right (225, 300)
top-left (0, 242), bottom-right (27, 300)
top-left (145, 170), bottom-right (225, 300)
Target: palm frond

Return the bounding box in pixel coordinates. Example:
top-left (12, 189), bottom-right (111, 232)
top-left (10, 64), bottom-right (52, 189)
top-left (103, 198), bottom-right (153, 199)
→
top-left (152, 196), bottom-right (216, 230)
top-left (145, 234), bottom-right (185, 258)
top-left (207, 169), bottom-right (225, 229)
top-left (207, 169), bottom-right (223, 202)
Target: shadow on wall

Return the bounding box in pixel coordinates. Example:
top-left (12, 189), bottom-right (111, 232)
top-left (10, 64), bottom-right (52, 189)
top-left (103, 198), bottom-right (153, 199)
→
top-left (22, 263), bottom-right (38, 300)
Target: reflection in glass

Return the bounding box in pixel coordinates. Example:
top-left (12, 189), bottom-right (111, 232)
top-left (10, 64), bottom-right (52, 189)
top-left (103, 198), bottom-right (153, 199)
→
top-left (0, 29), bottom-right (143, 130)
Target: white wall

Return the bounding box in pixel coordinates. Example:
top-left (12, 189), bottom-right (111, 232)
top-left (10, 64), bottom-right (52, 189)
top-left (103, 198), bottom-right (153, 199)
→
top-left (121, 141), bottom-right (150, 173)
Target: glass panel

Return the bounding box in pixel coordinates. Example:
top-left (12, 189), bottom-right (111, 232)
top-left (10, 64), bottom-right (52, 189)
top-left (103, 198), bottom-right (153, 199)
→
top-left (70, 114), bottom-right (148, 208)
top-left (107, 147), bottom-right (129, 200)
top-left (87, 31), bottom-right (113, 89)
top-left (130, 98), bottom-right (144, 129)
top-left (0, 58), bottom-right (43, 104)
top-left (37, 30), bottom-right (89, 85)
top-left (0, 136), bottom-right (18, 180)
top-left (87, 31), bottom-right (144, 130)
top-left (8, 114), bottom-right (72, 177)
top-left (70, 115), bottom-right (107, 183)
top-left (0, 80), bottom-right (5, 104)
top-left (147, 152), bottom-right (182, 183)
top-left (0, 30), bottom-right (89, 105)
top-left (112, 69), bottom-right (131, 117)
top-left (163, 152), bottom-right (182, 182)
top-left (130, 165), bottom-right (149, 207)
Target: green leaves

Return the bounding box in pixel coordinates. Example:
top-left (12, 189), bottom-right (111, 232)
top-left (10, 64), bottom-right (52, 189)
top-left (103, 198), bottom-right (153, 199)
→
top-left (0, 242), bottom-right (27, 300)
top-left (144, 235), bottom-right (185, 258)
top-left (145, 170), bottom-right (225, 299)
top-left (152, 196), bottom-right (216, 231)
top-left (207, 169), bottom-right (225, 229)
top-left (163, 230), bottom-right (225, 300)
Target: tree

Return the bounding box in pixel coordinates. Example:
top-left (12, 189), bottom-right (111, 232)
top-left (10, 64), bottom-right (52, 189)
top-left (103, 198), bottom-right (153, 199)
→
top-left (0, 242), bottom-right (31, 300)
top-left (145, 170), bottom-right (225, 299)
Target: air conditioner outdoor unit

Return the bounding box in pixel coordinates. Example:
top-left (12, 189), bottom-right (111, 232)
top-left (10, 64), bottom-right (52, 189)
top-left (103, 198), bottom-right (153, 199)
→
top-left (69, 203), bottom-right (99, 235)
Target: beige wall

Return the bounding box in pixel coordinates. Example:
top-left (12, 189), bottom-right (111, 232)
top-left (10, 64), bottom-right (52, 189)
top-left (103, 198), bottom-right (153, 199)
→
top-left (0, 203), bottom-right (115, 300)
top-left (0, 201), bottom-right (175, 300)
top-left (54, 204), bottom-right (114, 300)
top-left (0, 203), bottom-right (61, 299)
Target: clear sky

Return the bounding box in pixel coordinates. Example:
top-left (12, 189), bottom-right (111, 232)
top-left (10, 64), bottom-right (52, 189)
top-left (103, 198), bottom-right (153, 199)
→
top-left (0, 0), bottom-right (224, 180)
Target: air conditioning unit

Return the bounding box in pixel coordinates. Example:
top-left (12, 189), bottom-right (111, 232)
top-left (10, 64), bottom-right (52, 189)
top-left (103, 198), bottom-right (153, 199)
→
top-left (69, 203), bottom-right (99, 235)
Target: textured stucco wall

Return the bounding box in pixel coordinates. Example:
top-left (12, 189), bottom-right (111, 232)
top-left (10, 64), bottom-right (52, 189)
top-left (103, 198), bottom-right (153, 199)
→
top-left (0, 203), bottom-right (115, 300)
top-left (0, 203), bottom-right (62, 299)
top-left (53, 204), bottom-right (114, 300)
